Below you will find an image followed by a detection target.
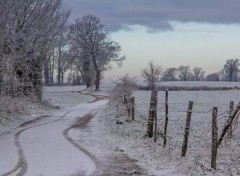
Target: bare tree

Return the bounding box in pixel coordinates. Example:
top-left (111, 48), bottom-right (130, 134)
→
top-left (141, 61), bottom-right (162, 89)
top-left (70, 15), bottom-right (125, 91)
top-left (44, 48), bottom-right (56, 85)
top-left (109, 75), bottom-right (137, 117)
top-left (46, 48), bottom-right (57, 84)
top-left (59, 51), bottom-right (71, 83)
top-left (68, 46), bottom-right (95, 88)
top-left (161, 67), bottom-right (178, 81)
top-left (223, 59), bottom-right (239, 82)
top-left (192, 67), bottom-right (205, 81)
top-left (178, 65), bottom-right (191, 81)
top-left (0, 0), bottom-right (70, 99)
top-left (0, 0), bottom-right (14, 93)
top-left (53, 27), bottom-right (70, 84)
top-left (219, 67), bottom-right (227, 81)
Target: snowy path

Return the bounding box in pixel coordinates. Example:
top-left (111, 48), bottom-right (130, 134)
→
top-left (0, 92), bottom-right (145, 176)
top-left (0, 93), bottom-right (107, 176)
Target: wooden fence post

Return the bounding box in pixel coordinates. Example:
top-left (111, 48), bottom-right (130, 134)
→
top-left (163, 89), bottom-right (169, 147)
top-left (227, 101), bottom-right (234, 138)
top-left (127, 97), bottom-right (131, 117)
top-left (217, 101), bottom-right (240, 148)
top-left (181, 101), bottom-right (194, 157)
top-left (211, 106), bottom-right (218, 170)
top-left (131, 96), bottom-right (135, 121)
top-left (154, 95), bottom-right (158, 142)
top-left (147, 88), bottom-right (158, 138)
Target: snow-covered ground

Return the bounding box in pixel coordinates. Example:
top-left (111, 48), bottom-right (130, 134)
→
top-left (94, 81), bottom-right (240, 175)
top-left (0, 86), bottom-right (90, 136)
top-left (159, 81), bottom-right (240, 88)
top-left (0, 84), bottom-right (145, 176)
top-left (100, 87), bottom-right (240, 175)
top-left (0, 82), bottom-right (239, 176)
top-left (0, 85), bottom-right (111, 175)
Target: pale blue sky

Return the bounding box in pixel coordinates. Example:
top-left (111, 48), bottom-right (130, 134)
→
top-left (62, 0), bottom-right (240, 80)
top-left (107, 23), bottom-right (240, 79)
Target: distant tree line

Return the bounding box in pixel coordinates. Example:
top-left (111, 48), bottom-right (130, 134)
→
top-left (142, 59), bottom-right (240, 89)
top-left (0, 0), bottom-right (125, 100)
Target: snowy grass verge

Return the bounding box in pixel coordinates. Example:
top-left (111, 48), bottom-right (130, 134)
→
top-left (0, 85), bottom-right (90, 136)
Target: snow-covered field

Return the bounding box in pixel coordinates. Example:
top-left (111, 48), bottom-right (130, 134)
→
top-left (43, 85), bottom-right (94, 108)
top-left (159, 81), bottom-right (240, 88)
top-left (99, 83), bottom-right (240, 175)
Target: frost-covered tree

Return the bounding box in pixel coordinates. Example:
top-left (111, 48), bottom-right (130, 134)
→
top-left (0, 0), bottom-right (15, 93)
top-left (55, 28), bottom-right (71, 84)
top-left (161, 67), bottom-right (178, 81)
top-left (0, 0), bottom-right (70, 99)
top-left (141, 61), bottom-right (162, 89)
top-left (109, 75), bottom-right (137, 117)
top-left (70, 15), bottom-right (125, 91)
top-left (69, 47), bottom-right (95, 88)
top-left (192, 67), bottom-right (205, 81)
top-left (178, 65), bottom-right (191, 81)
top-left (223, 59), bottom-right (239, 82)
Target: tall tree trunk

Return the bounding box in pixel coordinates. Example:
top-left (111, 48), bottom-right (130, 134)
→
top-left (92, 55), bottom-right (100, 91)
top-left (83, 59), bottom-right (91, 88)
top-left (61, 71), bottom-right (64, 83)
top-left (50, 58), bottom-right (54, 84)
top-left (58, 55), bottom-right (61, 84)
top-left (95, 69), bottom-right (100, 91)
top-left (32, 57), bottom-right (43, 101)
top-left (44, 58), bottom-right (50, 84)
top-left (0, 58), bottom-right (3, 93)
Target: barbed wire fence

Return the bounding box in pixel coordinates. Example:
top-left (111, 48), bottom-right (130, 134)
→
top-left (123, 89), bottom-right (240, 170)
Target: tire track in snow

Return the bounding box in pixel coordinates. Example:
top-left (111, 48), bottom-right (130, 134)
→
top-left (2, 91), bottom-right (107, 176)
top-left (62, 91), bottom-right (108, 173)
top-left (62, 92), bottom-right (108, 174)
top-left (1, 111), bottom-right (71, 176)
top-left (62, 112), bottom-right (103, 173)
top-left (76, 91), bottom-right (108, 103)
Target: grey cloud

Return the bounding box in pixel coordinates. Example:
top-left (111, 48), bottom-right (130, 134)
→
top-left (62, 0), bottom-right (240, 32)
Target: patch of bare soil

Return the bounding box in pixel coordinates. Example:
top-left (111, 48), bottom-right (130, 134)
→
top-left (65, 112), bottom-right (146, 176)
top-left (93, 152), bottom-right (145, 176)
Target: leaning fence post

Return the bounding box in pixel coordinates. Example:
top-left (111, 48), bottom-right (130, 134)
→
top-left (227, 101), bottom-right (234, 138)
top-left (217, 101), bottom-right (240, 148)
top-left (211, 106), bottom-right (218, 170)
top-left (181, 101), bottom-right (194, 157)
top-left (147, 88), bottom-right (158, 138)
top-left (131, 96), bottom-right (135, 121)
top-left (163, 89), bottom-right (169, 147)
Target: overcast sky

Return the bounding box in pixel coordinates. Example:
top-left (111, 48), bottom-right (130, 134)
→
top-left (62, 0), bottom-right (240, 80)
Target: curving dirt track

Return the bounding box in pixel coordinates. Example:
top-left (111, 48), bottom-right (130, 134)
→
top-left (67, 92), bottom-right (145, 176)
top-left (1, 111), bottom-right (71, 176)
top-left (62, 112), bottom-right (103, 172)
top-left (76, 91), bottom-right (108, 103)
top-left (1, 91), bottom-right (145, 176)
